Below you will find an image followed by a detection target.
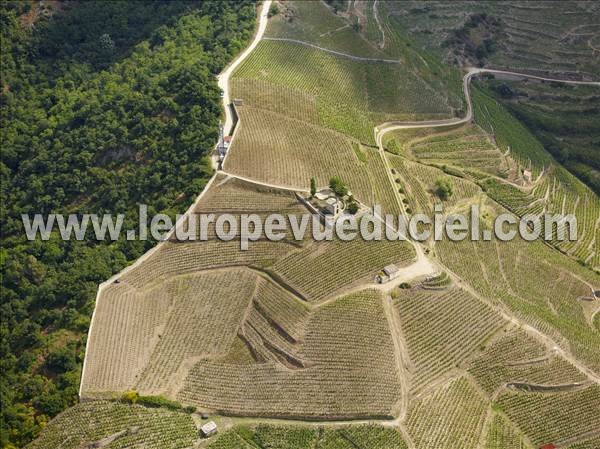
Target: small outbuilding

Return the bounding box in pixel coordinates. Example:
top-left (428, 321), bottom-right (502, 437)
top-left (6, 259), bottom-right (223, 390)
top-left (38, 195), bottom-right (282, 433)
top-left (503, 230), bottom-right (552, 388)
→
top-left (311, 189), bottom-right (342, 217)
top-left (200, 421), bottom-right (218, 437)
top-left (523, 169), bottom-right (532, 184)
top-left (376, 264), bottom-right (401, 284)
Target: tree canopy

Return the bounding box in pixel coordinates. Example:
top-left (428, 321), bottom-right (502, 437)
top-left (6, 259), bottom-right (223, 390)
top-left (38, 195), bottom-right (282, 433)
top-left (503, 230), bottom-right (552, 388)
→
top-left (0, 1), bottom-right (256, 447)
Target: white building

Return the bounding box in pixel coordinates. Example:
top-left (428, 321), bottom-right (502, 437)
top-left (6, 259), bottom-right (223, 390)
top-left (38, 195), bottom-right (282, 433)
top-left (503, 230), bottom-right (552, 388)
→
top-left (376, 264), bottom-right (401, 283)
top-left (200, 421), bottom-right (218, 437)
top-left (312, 189), bottom-right (342, 216)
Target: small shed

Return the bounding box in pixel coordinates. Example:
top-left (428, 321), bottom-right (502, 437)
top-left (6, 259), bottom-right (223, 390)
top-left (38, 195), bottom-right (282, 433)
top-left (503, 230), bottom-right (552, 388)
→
top-left (233, 98), bottom-right (244, 106)
top-left (200, 421), bottom-right (218, 438)
top-left (383, 264), bottom-right (400, 279)
top-left (376, 264), bottom-right (401, 284)
top-left (523, 169), bottom-right (532, 184)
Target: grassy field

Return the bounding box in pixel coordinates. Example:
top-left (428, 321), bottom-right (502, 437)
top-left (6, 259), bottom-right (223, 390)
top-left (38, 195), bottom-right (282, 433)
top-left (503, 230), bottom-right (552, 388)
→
top-left (26, 401), bottom-right (197, 449)
top-left (179, 290), bottom-right (404, 420)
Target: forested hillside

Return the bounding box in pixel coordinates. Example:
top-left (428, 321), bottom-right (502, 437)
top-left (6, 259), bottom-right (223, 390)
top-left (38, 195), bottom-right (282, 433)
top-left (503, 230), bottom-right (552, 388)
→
top-left (0, 1), bottom-right (256, 447)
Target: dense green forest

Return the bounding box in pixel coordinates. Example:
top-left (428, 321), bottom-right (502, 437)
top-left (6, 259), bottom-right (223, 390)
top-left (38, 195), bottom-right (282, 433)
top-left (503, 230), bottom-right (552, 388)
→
top-left (0, 1), bottom-right (256, 447)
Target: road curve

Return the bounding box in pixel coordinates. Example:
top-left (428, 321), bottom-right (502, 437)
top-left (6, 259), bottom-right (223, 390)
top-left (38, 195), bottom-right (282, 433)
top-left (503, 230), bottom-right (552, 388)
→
top-left (376, 67), bottom-right (599, 137)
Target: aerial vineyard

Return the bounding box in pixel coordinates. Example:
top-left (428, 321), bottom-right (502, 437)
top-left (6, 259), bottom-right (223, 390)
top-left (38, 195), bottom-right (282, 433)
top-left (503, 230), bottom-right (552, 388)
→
top-left (206, 424), bottom-right (408, 449)
top-left (252, 277), bottom-right (311, 343)
top-left (232, 39), bottom-right (457, 143)
top-left (405, 375), bottom-right (488, 449)
top-left (223, 106), bottom-right (376, 203)
top-left (468, 328), bottom-right (587, 396)
top-left (26, 401), bottom-right (197, 449)
top-left (195, 174), bottom-right (304, 213)
top-left (136, 269), bottom-right (257, 394)
top-left (496, 385), bottom-right (600, 447)
top-left (386, 154), bottom-right (482, 221)
top-left (436, 200), bottom-right (600, 375)
top-left (265, 0), bottom-right (384, 59)
top-left (272, 234), bottom-right (415, 302)
top-left (393, 287), bottom-right (505, 394)
top-left (483, 413), bottom-right (532, 449)
top-left (399, 124), bottom-right (517, 179)
top-left (473, 87), bottom-right (553, 172)
top-left (178, 290), bottom-right (404, 419)
top-left (386, 1), bottom-right (600, 78)
top-left (117, 240), bottom-right (297, 289)
top-left (82, 269), bottom-right (258, 395)
top-left (62, 4), bottom-right (600, 449)
top-left (479, 167), bottom-right (600, 267)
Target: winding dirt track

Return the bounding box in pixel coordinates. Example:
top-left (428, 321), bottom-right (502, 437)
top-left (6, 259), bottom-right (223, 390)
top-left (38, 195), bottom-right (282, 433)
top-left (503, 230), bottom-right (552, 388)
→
top-left (376, 67), bottom-right (600, 137)
top-left (263, 37), bottom-right (401, 63)
top-left (218, 1), bottom-right (272, 137)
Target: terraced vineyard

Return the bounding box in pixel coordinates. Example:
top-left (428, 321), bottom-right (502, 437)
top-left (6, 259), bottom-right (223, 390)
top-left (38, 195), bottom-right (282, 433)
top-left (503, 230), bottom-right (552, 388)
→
top-left (82, 268), bottom-right (258, 395)
top-left (497, 385), bottom-right (600, 447)
top-left (231, 39), bottom-right (460, 143)
top-left (436, 200), bottom-right (600, 374)
top-left (26, 401), bottom-right (197, 449)
top-left (207, 424), bottom-right (409, 449)
top-left (265, 0), bottom-right (384, 59)
top-left (394, 287), bottom-right (505, 394)
top-left (468, 329), bottom-right (587, 396)
top-left (483, 413), bottom-right (532, 449)
top-left (30, 2), bottom-right (600, 449)
top-left (482, 78), bottom-right (600, 195)
top-left (271, 235), bottom-right (415, 302)
top-left (406, 376), bottom-right (488, 449)
top-left (385, 1), bottom-right (600, 78)
top-left (387, 123), bottom-right (519, 179)
top-left (223, 105), bottom-right (376, 202)
top-left (387, 154), bottom-right (482, 218)
top-left (179, 290), bottom-right (403, 419)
